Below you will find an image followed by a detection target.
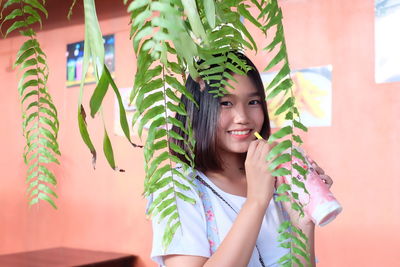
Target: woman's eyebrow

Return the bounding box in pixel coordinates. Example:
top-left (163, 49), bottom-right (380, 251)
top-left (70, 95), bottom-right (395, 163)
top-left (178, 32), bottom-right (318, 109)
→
top-left (247, 92), bottom-right (261, 97)
top-left (221, 91), bottom-right (260, 98)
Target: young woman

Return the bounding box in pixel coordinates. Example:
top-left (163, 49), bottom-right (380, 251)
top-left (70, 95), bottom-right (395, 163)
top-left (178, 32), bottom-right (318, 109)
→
top-left (150, 52), bottom-right (333, 267)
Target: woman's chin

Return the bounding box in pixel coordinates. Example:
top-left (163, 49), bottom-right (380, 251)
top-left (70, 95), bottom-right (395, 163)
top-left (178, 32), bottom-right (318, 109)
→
top-left (224, 144), bottom-right (251, 154)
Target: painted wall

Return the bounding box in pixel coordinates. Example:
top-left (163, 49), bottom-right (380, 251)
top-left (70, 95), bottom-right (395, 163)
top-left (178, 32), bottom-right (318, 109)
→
top-left (0, 0), bottom-right (399, 266)
top-left (278, 0), bottom-right (400, 266)
top-left (0, 1), bottom-right (152, 267)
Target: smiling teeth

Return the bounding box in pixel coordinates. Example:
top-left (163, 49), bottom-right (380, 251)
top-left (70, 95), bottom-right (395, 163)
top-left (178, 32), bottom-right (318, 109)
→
top-left (230, 130), bottom-right (250, 135)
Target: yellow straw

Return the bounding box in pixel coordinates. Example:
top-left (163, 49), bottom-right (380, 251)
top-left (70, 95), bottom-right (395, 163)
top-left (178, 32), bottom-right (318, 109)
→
top-left (254, 132), bottom-right (263, 140)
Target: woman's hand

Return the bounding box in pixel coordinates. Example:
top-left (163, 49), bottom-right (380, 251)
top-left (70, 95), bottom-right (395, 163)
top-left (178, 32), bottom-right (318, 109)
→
top-left (275, 158), bottom-right (331, 267)
top-left (244, 139), bottom-right (276, 208)
top-left (276, 158), bottom-right (333, 227)
top-left (308, 157), bottom-right (333, 189)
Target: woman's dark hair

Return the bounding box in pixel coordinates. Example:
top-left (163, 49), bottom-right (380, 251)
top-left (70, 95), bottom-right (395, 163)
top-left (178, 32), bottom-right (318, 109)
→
top-left (171, 52), bottom-right (271, 172)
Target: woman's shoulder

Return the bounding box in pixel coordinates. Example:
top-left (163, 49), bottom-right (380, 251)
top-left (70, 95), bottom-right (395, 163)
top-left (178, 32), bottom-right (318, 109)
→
top-left (146, 165), bottom-right (203, 216)
top-left (161, 164), bottom-right (201, 195)
top-left (149, 166), bottom-right (212, 264)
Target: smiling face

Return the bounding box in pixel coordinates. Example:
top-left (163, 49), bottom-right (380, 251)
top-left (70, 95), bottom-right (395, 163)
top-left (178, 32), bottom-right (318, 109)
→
top-left (216, 73), bottom-right (265, 155)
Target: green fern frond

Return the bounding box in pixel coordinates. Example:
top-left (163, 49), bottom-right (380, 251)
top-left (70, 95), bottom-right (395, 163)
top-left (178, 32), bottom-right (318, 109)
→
top-left (277, 221), bottom-right (311, 266)
top-left (253, 0), bottom-right (312, 264)
top-left (125, 0), bottom-right (315, 261)
top-left (1, 0), bottom-right (60, 208)
top-left (129, 21), bottom-right (198, 246)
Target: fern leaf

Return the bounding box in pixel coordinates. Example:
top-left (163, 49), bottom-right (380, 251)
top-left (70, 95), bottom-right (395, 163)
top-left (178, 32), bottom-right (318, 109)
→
top-left (23, 5), bottom-right (42, 28)
top-left (138, 105), bottom-right (164, 138)
top-left (127, 0), bottom-right (149, 12)
top-left (23, 0), bottom-right (48, 18)
top-left (293, 119), bottom-right (307, 132)
top-left (2, 0), bottom-right (60, 208)
top-left (0, 8), bottom-right (23, 28)
top-left (266, 78), bottom-right (292, 100)
top-left (2, 0), bottom-right (22, 10)
top-left (268, 125), bottom-right (293, 142)
top-left (238, 3), bottom-right (262, 29)
top-left (269, 153), bottom-right (291, 170)
top-left (5, 20), bottom-right (27, 36)
top-left (264, 42), bottom-right (287, 71)
top-left (267, 139), bottom-right (292, 161)
top-left (146, 152), bottom-right (170, 178)
top-left (266, 62), bottom-right (290, 89)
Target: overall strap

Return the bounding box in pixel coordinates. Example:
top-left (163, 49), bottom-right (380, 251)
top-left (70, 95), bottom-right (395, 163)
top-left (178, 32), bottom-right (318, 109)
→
top-left (193, 175), bottom-right (221, 255)
top-left (195, 175), bottom-right (267, 267)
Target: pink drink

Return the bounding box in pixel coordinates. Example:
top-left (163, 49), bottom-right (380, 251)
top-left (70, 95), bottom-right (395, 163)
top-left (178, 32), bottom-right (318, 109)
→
top-left (279, 147), bottom-right (342, 226)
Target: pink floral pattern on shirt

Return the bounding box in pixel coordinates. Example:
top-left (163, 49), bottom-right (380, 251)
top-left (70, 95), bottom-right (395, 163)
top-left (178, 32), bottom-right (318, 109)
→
top-left (196, 180), bottom-right (220, 255)
top-left (206, 210), bottom-right (214, 221)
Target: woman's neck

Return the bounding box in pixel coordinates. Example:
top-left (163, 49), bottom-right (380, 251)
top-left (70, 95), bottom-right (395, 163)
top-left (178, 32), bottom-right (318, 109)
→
top-left (203, 151), bottom-right (247, 196)
top-left (219, 149), bottom-right (246, 173)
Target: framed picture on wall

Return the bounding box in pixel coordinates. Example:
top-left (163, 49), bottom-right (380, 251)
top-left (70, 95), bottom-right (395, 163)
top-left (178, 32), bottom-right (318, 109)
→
top-left (375, 0), bottom-right (400, 83)
top-left (114, 87), bottom-right (176, 137)
top-left (66, 34), bottom-right (115, 87)
top-left (262, 65), bottom-right (333, 128)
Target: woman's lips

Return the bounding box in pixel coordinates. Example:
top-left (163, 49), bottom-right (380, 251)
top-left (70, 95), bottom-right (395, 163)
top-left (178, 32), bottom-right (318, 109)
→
top-left (228, 129), bottom-right (252, 140)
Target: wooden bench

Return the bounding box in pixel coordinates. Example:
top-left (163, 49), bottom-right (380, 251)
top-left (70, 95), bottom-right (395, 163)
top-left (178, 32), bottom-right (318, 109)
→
top-left (0, 247), bottom-right (137, 267)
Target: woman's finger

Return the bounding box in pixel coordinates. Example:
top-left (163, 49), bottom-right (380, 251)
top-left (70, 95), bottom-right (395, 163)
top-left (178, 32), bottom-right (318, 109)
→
top-left (253, 140), bottom-right (267, 160)
top-left (247, 139), bottom-right (261, 157)
top-left (275, 175), bottom-right (284, 190)
top-left (270, 141), bottom-right (279, 149)
top-left (306, 156), bottom-right (324, 174)
top-left (319, 174), bottom-right (333, 188)
top-left (311, 161), bottom-right (325, 175)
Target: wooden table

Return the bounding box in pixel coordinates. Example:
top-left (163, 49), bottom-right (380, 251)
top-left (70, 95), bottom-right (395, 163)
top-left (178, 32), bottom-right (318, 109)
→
top-left (0, 247), bottom-right (137, 267)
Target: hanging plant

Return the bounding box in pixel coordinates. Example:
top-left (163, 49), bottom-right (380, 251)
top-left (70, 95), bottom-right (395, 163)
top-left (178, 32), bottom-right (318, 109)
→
top-left (1, 0), bottom-right (60, 209)
top-left (1, 0), bottom-right (312, 265)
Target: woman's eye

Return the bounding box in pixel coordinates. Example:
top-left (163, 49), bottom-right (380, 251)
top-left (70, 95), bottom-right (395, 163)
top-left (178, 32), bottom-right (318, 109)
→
top-left (220, 101), bottom-right (232, 106)
top-left (249, 99), bottom-right (261, 105)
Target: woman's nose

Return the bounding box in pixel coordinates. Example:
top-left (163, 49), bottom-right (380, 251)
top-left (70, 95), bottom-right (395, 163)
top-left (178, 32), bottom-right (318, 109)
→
top-left (233, 106), bottom-right (249, 124)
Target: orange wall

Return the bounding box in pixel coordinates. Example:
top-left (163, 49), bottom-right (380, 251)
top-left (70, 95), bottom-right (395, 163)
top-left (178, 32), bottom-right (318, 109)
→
top-left (0, 2), bottom-right (152, 267)
top-left (1, 0), bottom-right (399, 266)
top-left (278, 0), bottom-right (400, 266)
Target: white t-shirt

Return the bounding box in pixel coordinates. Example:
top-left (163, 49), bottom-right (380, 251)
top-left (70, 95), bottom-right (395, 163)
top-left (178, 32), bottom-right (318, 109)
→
top-left (150, 169), bottom-right (290, 266)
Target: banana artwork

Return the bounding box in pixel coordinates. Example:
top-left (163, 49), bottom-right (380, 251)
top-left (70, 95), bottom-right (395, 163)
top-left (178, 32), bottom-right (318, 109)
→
top-left (267, 71), bottom-right (328, 127)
